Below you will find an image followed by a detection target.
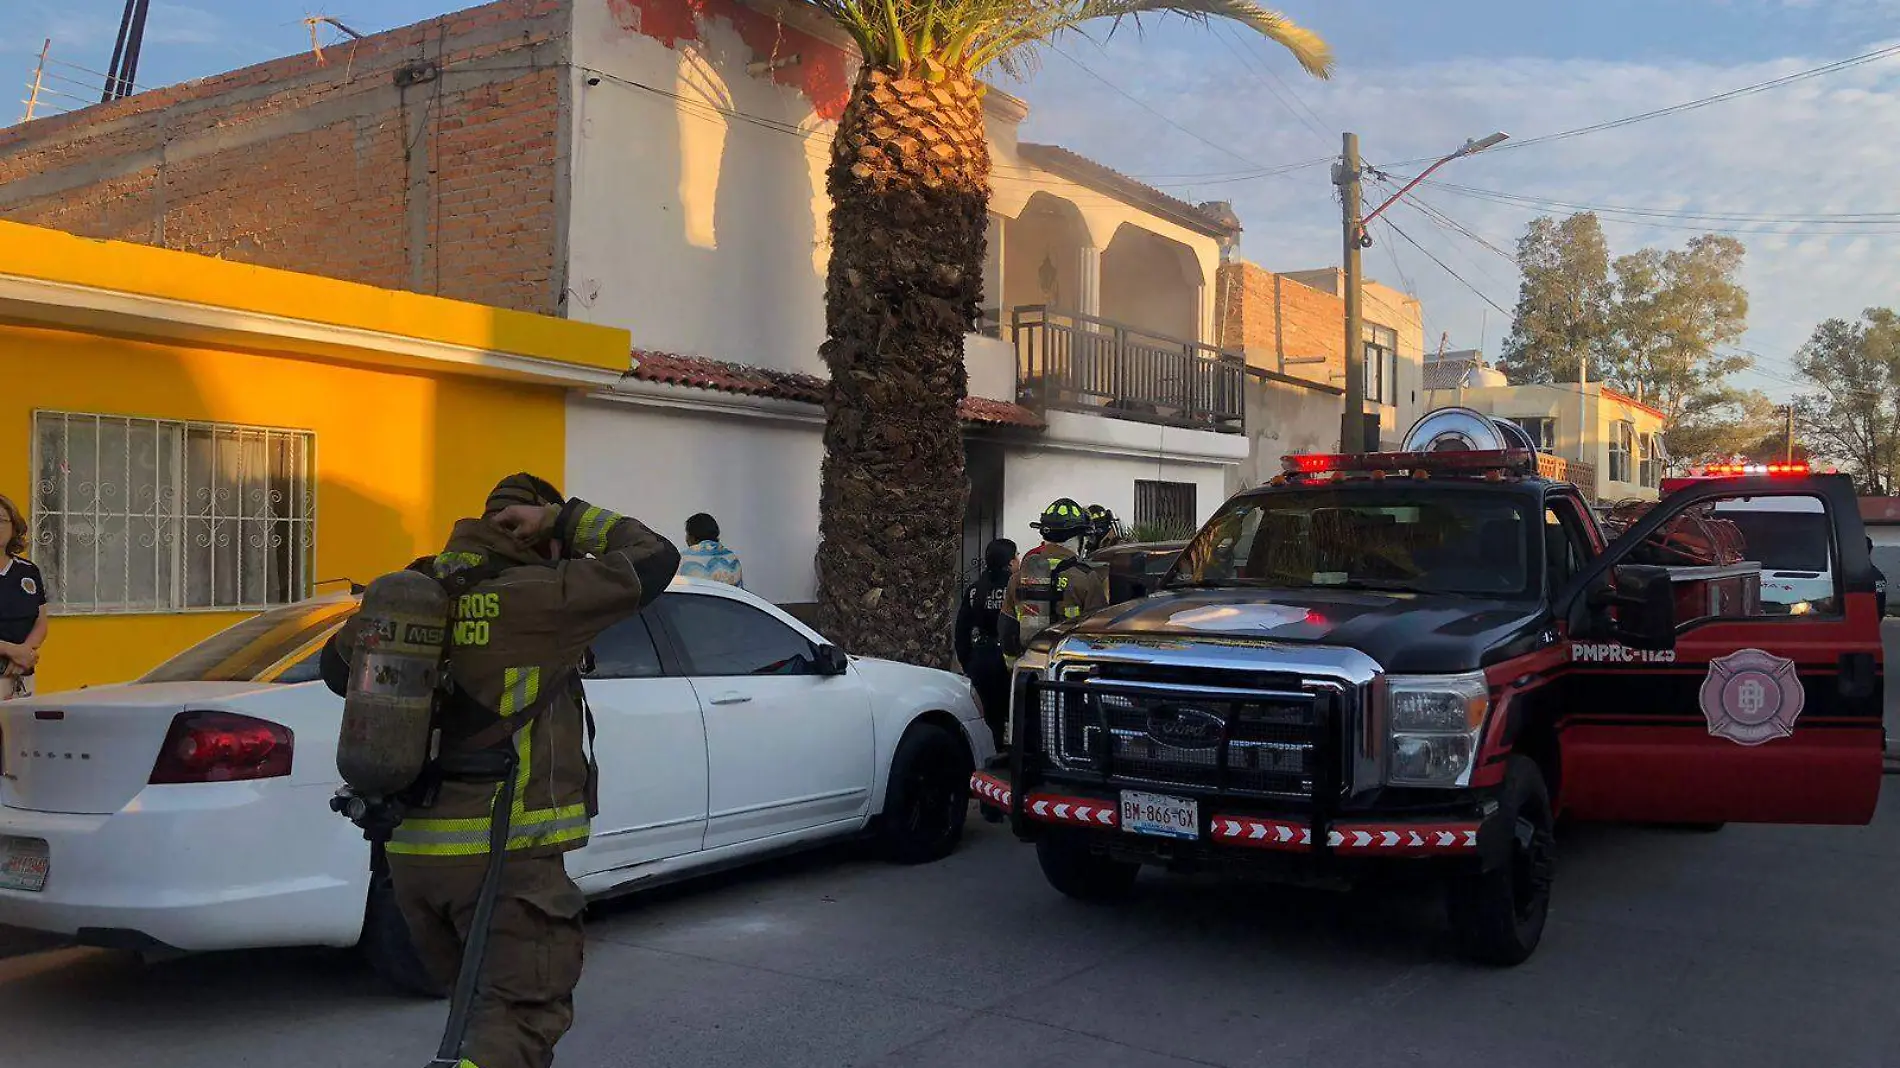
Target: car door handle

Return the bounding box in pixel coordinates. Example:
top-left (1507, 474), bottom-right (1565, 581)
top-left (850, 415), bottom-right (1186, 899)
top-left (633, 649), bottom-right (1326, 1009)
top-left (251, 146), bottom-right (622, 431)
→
top-left (708, 692), bottom-right (752, 706)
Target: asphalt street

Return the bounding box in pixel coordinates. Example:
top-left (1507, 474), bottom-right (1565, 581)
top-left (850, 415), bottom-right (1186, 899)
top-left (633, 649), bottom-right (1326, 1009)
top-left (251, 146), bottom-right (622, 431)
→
top-left (2, 628), bottom-right (1898, 1068)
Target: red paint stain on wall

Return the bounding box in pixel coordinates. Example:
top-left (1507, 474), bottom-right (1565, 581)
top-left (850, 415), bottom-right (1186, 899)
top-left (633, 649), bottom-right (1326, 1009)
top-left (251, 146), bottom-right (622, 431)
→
top-left (605, 0), bottom-right (853, 121)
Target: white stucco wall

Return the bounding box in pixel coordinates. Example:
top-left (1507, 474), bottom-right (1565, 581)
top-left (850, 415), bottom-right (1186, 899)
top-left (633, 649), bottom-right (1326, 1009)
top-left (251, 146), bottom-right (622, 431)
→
top-left (565, 393), bottom-right (824, 603)
top-left (566, 1), bottom-right (835, 376)
top-left (1000, 410), bottom-right (1245, 541)
top-left (1002, 450), bottom-right (1231, 545)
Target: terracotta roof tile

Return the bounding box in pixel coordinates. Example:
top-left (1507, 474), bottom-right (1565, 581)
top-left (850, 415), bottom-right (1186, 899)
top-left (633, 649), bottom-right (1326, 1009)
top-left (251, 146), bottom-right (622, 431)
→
top-left (625, 350), bottom-right (1043, 429)
top-left (956, 394), bottom-right (1044, 428)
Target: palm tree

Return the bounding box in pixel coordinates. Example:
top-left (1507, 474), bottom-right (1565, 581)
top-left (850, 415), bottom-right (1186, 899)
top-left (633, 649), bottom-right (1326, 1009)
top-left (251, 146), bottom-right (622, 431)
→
top-left (806, 0), bottom-right (1332, 665)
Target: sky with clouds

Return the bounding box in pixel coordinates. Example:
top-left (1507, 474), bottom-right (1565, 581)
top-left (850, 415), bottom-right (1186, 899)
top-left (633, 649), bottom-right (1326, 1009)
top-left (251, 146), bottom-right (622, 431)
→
top-left (10, 0), bottom-right (1900, 399)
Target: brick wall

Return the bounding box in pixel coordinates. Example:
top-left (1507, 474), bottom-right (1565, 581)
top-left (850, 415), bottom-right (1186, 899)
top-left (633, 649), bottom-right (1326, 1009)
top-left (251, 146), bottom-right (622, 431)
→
top-left (0, 0), bottom-right (570, 316)
top-left (1215, 260), bottom-right (1345, 389)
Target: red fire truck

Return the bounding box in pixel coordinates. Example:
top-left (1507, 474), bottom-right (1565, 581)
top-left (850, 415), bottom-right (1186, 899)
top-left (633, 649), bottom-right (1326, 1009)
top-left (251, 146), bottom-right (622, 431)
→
top-left (974, 409), bottom-right (1885, 965)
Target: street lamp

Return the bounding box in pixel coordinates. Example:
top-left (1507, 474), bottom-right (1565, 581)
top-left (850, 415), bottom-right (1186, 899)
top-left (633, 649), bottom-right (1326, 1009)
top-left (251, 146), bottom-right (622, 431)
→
top-left (1337, 131), bottom-right (1507, 453)
top-left (1358, 132), bottom-right (1509, 244)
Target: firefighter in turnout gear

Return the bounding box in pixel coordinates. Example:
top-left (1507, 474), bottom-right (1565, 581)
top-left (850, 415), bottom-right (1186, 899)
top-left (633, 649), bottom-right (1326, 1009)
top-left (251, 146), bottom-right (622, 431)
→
top-left (1000, 498), bottom-right (1110, 658)
top-left (1083, 504), bottom-right (1127, 556)
top-left (323, 474), bottom-right (679, 1068)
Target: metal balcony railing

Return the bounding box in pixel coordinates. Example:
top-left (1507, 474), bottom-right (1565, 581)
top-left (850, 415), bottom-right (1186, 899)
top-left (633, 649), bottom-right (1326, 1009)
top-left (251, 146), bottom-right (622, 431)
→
top-left (1010, 306), bottom-right (1245, 434)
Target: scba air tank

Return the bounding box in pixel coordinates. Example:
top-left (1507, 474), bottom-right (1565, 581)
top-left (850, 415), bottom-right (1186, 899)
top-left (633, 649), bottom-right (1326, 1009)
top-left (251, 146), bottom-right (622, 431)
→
top-left (337, 569), bottom-right (451, 797)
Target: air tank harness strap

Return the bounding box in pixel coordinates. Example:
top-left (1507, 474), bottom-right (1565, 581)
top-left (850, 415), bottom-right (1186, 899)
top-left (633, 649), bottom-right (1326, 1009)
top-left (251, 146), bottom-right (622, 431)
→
top-left (1048, 556), bottom-right (1084, 620)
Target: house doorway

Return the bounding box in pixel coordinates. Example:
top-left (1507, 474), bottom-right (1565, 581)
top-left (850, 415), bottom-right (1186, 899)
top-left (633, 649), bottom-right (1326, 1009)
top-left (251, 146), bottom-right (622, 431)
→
top-left (961, 439), bottom-right (1005, 592)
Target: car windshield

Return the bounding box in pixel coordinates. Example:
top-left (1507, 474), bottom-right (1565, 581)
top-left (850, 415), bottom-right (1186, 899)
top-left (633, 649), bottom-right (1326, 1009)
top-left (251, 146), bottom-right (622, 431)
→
top-left (1168, 488), bottom-right (1537, 598)
top-left (140, 597), bottom-right (357, 684)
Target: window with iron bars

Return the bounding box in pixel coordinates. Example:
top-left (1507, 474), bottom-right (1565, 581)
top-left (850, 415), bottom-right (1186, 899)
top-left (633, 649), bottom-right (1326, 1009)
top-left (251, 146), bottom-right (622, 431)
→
top-left (1135, 480), bottom-right (1198, 538)
top-left (31, 412), bottom-right (316, 614)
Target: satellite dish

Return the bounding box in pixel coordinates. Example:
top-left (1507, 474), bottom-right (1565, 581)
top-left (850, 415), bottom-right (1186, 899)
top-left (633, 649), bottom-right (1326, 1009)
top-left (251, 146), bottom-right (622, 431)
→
top-left (1401, 407), bottom-right (1508, 452)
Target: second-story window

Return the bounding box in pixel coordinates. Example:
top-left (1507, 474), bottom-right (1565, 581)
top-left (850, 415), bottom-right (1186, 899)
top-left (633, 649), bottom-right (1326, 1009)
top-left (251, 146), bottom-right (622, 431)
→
top-left (1608, 420), bottom-right (1635, 484)
top-left (1364, 325), bottom-right (1399, 406)
top-left (1512, 416), bottom-right (1558, 450)
top-left (1639, 432), bottom-right (1664, 488)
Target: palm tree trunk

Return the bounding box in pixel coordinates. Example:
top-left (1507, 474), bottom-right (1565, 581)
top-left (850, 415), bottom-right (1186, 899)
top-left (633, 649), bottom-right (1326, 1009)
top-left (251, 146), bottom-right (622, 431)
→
top-left (814, 66), bottom-right (990, 666)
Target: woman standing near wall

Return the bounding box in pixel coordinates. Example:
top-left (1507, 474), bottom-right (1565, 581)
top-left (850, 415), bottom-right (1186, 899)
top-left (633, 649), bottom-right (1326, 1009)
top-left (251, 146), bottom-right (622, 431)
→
top-left (0, 495), bottom-right (48, 700)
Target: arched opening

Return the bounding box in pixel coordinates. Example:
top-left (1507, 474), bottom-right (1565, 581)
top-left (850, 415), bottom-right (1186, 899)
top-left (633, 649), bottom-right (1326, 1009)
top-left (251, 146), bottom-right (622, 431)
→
top-left (1100, 224), bottom-right (1201, 342)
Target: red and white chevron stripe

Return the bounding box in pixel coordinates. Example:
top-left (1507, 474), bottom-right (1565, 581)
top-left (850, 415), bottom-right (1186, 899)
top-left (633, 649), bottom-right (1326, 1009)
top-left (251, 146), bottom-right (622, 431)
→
top-left (969, 771), bottom-right (1012, 809)
top-left (1023, 793), bottom-right (1120, 829)
top-left (1326, 823), bottom-right (1480, 854)
top-left (1208, 816), bottom-right (1312, 851)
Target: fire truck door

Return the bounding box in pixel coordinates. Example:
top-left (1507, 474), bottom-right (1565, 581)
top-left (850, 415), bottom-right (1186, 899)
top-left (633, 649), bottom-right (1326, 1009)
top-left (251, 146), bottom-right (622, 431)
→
top-left (1552, 476), bottom-right (1884, 826)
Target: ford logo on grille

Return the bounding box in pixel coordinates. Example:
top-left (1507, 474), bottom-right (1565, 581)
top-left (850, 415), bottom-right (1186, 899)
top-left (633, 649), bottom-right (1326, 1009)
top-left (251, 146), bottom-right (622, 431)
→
top-left (1145, 705), bottom-right (1225, 749)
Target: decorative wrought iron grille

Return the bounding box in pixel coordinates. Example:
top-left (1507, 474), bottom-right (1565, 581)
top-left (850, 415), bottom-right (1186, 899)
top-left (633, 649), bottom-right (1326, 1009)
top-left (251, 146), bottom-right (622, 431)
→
top-left (30, 411), bottom-right (315, 614)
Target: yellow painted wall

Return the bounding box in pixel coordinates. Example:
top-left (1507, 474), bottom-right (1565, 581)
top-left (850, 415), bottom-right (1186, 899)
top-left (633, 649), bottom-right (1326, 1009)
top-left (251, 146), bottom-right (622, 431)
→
top-left (1, 323), bottom-right (566, 692)
top-left (1450, 382), bottom-right (1667, 501)
top-left (1, 220), bottom-right (626, 376)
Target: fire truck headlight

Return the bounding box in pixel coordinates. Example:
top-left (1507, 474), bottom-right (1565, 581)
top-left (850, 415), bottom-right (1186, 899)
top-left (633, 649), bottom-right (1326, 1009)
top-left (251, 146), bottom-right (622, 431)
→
top-left (1386, 671), bottom-right (1490, 788)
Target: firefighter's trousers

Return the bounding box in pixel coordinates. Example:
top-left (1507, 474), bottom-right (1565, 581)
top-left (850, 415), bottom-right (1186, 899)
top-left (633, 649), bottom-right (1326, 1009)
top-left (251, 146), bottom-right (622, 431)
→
top-left (391, 853), bottom-right (586, 1068)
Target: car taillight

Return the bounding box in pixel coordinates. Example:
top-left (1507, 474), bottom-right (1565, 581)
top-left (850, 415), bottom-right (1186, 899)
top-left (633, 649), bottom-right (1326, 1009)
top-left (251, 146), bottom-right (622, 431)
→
top-left (149, 711), bottom-right (294, 784)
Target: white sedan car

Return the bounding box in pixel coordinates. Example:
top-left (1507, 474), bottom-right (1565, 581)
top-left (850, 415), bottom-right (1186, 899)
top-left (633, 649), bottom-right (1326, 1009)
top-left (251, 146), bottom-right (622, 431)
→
top-left (0, 578), bottom-right (991, 992)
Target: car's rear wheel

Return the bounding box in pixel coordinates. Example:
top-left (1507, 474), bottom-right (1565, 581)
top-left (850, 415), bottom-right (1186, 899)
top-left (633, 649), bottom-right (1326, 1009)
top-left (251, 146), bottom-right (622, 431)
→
top-left (1037, 834), bottom-right (1140, 902)
top-left (878, 722), bottom-right (972, 865)
top-left (1446, 755), bottom-right (1554, 967)
top-left (360, 867), bottom-right (446, 998)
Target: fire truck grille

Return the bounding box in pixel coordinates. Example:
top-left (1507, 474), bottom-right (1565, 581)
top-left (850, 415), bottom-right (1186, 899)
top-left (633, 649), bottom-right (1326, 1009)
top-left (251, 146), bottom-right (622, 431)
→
top-left (1039, 672), bottom-right (1332, 800)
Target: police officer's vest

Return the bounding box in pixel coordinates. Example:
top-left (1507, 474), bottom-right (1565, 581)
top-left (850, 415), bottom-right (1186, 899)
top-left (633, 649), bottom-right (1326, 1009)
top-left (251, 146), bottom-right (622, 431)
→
top-left (1015, 546), bottom-right (1088, 645)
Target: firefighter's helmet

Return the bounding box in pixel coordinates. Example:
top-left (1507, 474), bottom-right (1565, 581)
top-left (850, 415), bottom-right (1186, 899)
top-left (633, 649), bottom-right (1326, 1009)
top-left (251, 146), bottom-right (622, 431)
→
top-left (1034, 498), bottom-right (1090, 542)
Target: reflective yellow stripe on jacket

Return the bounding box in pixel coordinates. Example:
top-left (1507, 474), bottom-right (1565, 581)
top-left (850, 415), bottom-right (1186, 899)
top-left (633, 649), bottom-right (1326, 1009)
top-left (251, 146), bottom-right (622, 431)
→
top-left (387, 665), bottom-right (591, 857)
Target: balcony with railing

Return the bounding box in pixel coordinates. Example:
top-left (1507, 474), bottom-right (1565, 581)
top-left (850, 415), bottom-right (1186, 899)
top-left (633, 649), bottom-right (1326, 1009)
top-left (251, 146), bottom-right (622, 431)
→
top-left (1007, 306), bottom-right (1246, 434)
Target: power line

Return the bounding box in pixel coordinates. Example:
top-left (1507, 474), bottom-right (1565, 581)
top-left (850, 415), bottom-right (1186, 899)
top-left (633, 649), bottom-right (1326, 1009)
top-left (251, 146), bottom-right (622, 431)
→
top-left (1210, 23), bottom-right (1329, 147)
top-left (1415, 178), bottom-right (1900, 226)
top-left (1047, 41), bottom-right (1275, 172)
top-left (1414, 179), bottom-right (1900, 237)
top-left (1378, 217), bottom-right (1513, 317)
top-left (1379, 42), bottom-right (1900, 167)
top-left (583, 64), bottom-right (1324, 203)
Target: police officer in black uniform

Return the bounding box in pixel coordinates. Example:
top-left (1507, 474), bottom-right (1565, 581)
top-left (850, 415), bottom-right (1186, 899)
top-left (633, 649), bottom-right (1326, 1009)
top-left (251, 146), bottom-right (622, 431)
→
top-left (955, 537), bottom-right (1016, 751)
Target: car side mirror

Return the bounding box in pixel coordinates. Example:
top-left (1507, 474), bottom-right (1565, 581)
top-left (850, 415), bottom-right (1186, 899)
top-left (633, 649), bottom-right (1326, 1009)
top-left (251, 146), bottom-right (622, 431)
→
top-left (814, 643), bottom-right (849, 676)
top-left (1581, 564), bottom-right (1677, 651)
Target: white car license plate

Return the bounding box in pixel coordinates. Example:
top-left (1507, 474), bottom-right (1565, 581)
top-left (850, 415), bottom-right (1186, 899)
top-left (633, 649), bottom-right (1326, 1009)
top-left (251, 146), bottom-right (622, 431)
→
top-left (0, 836), bottom-right (48, 893)
top-left (1120, 791), bottom-right (1198, 840)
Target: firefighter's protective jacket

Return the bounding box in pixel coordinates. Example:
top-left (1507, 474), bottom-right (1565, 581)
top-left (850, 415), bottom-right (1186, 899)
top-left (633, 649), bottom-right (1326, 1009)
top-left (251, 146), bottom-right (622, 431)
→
top-left (334, 500), bottom-right (678, 865)
top-left (1000, 542), bottom-right (1109, 654)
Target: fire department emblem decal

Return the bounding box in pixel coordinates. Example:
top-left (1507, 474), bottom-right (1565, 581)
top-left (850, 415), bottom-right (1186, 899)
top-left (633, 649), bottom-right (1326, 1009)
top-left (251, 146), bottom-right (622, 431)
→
top-left (1699, 648), bottom-right (1806, 747)
top-left (1168, 604), bottom-right (1308, 632)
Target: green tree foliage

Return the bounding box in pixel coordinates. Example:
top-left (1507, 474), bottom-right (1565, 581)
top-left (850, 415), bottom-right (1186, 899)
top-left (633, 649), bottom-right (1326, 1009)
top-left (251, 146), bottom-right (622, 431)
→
top-left (1794, 310), bottom-right (1900, 494)
top-left (1500, 214), bottom-right (1760, 464)
top-left (1498, 213), bottom-right (1612, 386)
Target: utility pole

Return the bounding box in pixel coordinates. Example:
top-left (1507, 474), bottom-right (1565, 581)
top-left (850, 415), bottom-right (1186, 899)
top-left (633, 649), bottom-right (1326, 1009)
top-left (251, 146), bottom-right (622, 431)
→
top-left (22, 39), bottom-right (49, 123)
top-left (1336, 129), bottom-right (1508, 454)
top-left (1337, 132), bottom-right (1367, 453)
top-left (1785, 403), bottom-right (1795, 464)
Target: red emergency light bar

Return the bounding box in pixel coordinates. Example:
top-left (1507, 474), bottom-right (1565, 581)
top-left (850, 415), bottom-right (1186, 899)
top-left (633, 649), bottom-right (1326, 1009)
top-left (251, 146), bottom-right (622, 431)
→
top-left (1704, 462), bottom-right (1809, 476)
top-left (1660, 461), bottom-right (1815, 494)
top-left (1282, 448), bottom-right (1535, 478)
